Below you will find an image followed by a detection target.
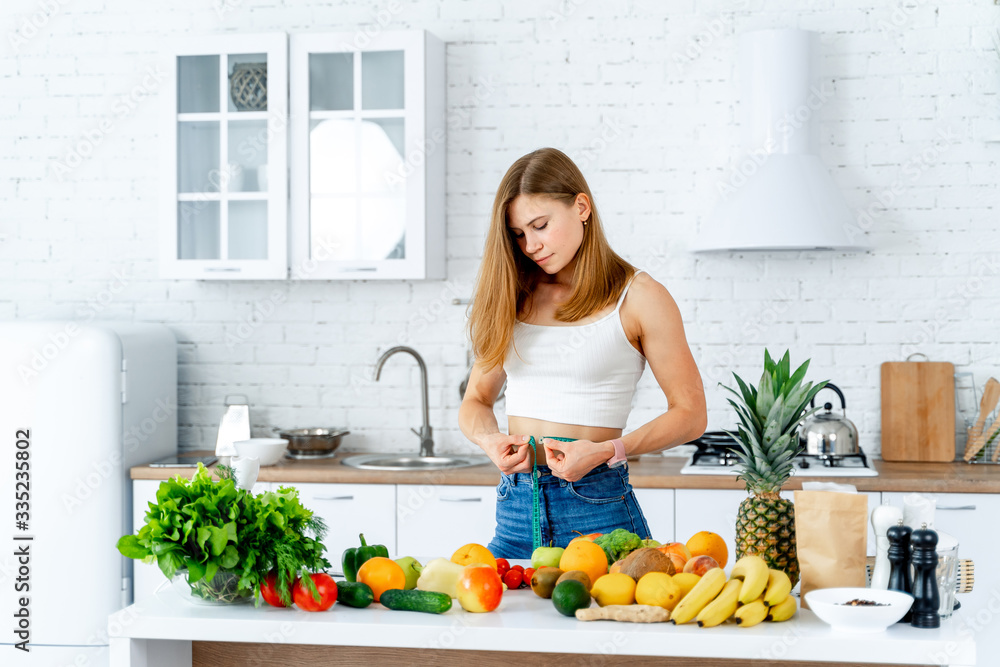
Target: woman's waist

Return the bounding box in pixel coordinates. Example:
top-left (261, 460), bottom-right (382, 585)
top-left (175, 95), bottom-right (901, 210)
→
top-left (508, 417), bottom-right (621, 465)
top-left (507, 417), bottom-right (622, 443)
top-left (503, 462), bottom-right (622, 486)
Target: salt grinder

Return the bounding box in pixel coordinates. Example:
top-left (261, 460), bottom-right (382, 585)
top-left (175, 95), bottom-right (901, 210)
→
top-left (886, 519), bottom-right (912, 623)
top-left (870, 505), bottom-right (903, 589)
top-left (910, 523), bottom-right (940, 629)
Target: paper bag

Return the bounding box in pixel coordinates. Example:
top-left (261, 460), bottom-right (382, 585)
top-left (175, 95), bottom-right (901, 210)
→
top-left (794, 490), bottom-right (868, 608)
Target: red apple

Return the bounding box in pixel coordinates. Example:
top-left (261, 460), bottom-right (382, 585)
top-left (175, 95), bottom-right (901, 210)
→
top-left (569, 532), bottom-right (602, 543)
top-left (456, 564), bottom-right (503, 612)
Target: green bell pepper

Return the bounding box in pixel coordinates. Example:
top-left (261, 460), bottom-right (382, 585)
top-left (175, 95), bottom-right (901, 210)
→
top-left (342, 533), bottom-right (389, 582)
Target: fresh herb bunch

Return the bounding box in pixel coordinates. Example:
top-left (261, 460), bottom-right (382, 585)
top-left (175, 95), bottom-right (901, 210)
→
top-left (117, 463), bottom-right (330, 605)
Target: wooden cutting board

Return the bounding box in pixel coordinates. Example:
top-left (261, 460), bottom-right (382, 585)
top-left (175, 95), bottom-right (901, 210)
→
top-left (881, 361), bottom-right (955, 462)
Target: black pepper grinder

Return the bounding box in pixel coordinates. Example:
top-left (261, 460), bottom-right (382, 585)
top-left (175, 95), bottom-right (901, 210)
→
top-left (910, 523), bottom-right (940, 629)
top-left (886, 519), bottom-right (912, 623)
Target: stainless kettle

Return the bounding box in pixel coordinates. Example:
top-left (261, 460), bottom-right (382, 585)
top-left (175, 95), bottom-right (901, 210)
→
top-left (798, 383), bottom-right (860, 458)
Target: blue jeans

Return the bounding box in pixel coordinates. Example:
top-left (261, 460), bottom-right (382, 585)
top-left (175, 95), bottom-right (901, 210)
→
top-left (486, 462), bottom-right (652, 559)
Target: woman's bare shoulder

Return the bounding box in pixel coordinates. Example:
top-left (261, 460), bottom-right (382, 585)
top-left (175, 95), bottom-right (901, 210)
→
top-left (621, 271), bottom-right (683, 332)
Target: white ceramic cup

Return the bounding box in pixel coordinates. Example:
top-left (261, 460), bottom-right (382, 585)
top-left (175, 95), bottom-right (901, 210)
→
top-left (231, 455), bottom-right (260, 491)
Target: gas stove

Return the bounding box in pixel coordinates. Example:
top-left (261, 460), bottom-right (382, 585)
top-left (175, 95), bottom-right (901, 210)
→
top-left (680, 431), bottom-right (878, 477)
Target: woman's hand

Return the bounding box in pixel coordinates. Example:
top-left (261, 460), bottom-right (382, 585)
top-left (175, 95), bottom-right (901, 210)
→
top-left (543, 438), bottom-right (614, 482)
top-left (480, 433), bottom-right (535, 475)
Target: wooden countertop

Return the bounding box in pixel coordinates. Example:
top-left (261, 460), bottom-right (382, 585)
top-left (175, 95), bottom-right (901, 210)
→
top-left (131, 451), bottom-right (1000, 494)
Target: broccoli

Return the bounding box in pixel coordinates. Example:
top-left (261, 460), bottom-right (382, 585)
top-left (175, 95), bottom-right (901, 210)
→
top-left (594, 529), bottom-right (643, 564)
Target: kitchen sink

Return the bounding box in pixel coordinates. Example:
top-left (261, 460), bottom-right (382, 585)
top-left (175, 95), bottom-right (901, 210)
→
top-left (340, 454), bottom-right (492, 471)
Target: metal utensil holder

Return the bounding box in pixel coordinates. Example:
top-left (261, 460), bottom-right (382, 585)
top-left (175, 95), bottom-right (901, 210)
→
top-left (956, 372), bottom-right (1000, 464)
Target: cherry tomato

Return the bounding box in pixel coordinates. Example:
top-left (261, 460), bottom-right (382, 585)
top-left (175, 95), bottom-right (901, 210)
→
top-left (511, 564), bottom-right (524, 574)
top-left (260, 570), bottom-right (290, 608)
top-left (522, 567), bottom-right (535, 588)
top-left (292, 573), bottom-right (338, 611)
top-left (496, 558), bottom-right (510, 579)
top-left (503, 569), bottom-right (523, 589)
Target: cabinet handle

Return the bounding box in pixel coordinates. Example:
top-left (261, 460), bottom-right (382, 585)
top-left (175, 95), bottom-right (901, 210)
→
top-left (313, 495), bottom-right (355, 501)
top-left (439, 497), bottom-right (482, 503)
top-left (341, 267), bottom-right (377, 272)
top-left (204, 267), bottom-right (242, 272)
top-left (937, 505), bottom-right (976, 511)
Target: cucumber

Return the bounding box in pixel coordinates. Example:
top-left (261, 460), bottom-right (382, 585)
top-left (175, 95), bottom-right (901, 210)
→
top-left (337, 581), bottom-right (374, 608)
top-left (379, 589), bottom-right (452, 614)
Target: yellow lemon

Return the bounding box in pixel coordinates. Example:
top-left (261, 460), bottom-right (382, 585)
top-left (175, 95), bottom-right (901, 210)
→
top-left (635, 572), bottom-right (682, 610)
top-left (590, 572), bottom-right (636, 607)
top-left (672, 572), bottom-right (702, 600)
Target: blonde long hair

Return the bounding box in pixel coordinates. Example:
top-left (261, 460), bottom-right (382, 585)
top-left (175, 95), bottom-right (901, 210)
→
top-left (468, 147), bottom-right (635, 371)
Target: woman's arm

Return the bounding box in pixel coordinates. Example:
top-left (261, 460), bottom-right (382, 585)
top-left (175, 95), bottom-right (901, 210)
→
top-left (618, 274), bottom-right (707, 455)
top-left (459, 361), bottom-right (534, 474)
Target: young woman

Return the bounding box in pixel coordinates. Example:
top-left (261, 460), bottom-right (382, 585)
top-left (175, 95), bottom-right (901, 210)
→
top-left (459, 147), bottom-right (707, 558)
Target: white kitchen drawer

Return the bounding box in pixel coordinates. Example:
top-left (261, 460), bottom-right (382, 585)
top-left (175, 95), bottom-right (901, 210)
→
top-left (131, 479), bottom-right (272, 604)
top-left (633, 488), bottom-right (675, 543)
top-left (287, 482), bottom-right (397, 566)
top-left (675, 489), bottom-right (881, 565)
top-left (396, 485), bottom-right (497, 559)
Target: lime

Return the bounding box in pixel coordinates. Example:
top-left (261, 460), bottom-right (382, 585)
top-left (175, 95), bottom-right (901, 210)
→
top-left (552, 579), bottom-right (591, 617)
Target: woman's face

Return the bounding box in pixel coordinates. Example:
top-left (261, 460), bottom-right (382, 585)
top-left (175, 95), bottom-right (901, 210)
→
top-left (506, 193), bottom-right (590, 275)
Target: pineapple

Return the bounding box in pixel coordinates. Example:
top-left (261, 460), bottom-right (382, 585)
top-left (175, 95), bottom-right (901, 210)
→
top-left (722, 350), bottom-right (828, 588)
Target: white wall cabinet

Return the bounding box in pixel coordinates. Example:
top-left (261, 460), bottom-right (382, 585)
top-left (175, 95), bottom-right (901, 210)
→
top-left (160, 29), bottom-right (445, 281)
top-left (396, 484), bottom-right (497, 559)
top-left (289, 30), bottom-right (445, 280)
top-left (160, 33), bottom-right (289, 280)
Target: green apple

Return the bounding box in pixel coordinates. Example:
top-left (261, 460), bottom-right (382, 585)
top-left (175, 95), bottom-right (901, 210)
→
top-left (531, 546), bottom-right (565, 569)
top-left (640, 539), bottom-right (662, 548)
top-left (395, 556), bottom-right (424, 590)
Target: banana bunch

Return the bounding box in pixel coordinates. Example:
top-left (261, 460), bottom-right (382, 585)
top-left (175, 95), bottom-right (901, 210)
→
top-left (670, 556), bottom-right (797, 628)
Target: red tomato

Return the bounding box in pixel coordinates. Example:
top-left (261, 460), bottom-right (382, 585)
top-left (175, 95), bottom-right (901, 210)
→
top-left (522, 567), bottom-right (535, 588)
top-left (292, 573), bottom-right (338, 611)
top-left (496, 558), bottom-right (510, 578)
top-left (511, 564), bottom-right (524, 574)
top-left (503, 569), bottom-right (523, 589)
top-left (260, 571), bottom-right (290, 608)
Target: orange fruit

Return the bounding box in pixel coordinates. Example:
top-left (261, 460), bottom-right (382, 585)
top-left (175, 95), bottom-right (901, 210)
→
top-left (357, 557), bottom-right (406, 602)
top-left (559, 538), bottom-right (608, 589)
top-left (451, 543), bottom-right (497, 571)
top-left (685, 531), bottom-right (729, 569)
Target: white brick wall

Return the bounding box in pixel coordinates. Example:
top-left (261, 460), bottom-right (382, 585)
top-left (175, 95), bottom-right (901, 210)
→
top-left (1, 0), bottom-right (997, 457)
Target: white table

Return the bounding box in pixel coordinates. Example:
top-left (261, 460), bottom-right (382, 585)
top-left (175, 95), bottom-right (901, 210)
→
top-left (108, 585), bottom-right (976, 667)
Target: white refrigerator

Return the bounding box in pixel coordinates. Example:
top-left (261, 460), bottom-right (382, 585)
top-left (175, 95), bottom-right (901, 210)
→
top-left (0, 321), bottom-right (177, 667)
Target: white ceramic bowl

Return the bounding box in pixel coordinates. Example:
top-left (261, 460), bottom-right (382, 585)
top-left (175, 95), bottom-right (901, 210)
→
top-left (805, 587), bottom-right (914, 633)
top-left (233, 438), bottom-right (288, 466)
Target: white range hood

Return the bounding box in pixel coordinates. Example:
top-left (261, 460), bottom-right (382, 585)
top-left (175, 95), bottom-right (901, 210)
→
top-left (692, 29), bottom-right (867, 252)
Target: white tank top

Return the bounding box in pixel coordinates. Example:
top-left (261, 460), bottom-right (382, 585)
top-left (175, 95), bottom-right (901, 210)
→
top-left (503, 270), bottom-right (647, 429)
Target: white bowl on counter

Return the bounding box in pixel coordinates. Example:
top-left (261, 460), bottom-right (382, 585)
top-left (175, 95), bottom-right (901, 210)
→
top-left (233, 438), bottom-right (289, 466)
top-left (805, 587), bottom-right (914, 633)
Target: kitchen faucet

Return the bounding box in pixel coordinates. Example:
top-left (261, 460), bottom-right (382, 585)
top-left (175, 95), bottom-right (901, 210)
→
top-left (374, 345), bottom-right (434, 458)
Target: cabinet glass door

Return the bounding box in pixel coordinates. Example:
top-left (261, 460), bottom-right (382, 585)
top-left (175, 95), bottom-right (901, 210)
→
top-left (290, 30), bottom-right (444, 280)
top-left (307, 49), bottom-right (407, 263)
top-left (163, 34), bottom-right (287, 279)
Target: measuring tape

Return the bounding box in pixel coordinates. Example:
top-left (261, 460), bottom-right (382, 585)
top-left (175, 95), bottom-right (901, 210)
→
top-left (528, 436), bottom-right (575, 553)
